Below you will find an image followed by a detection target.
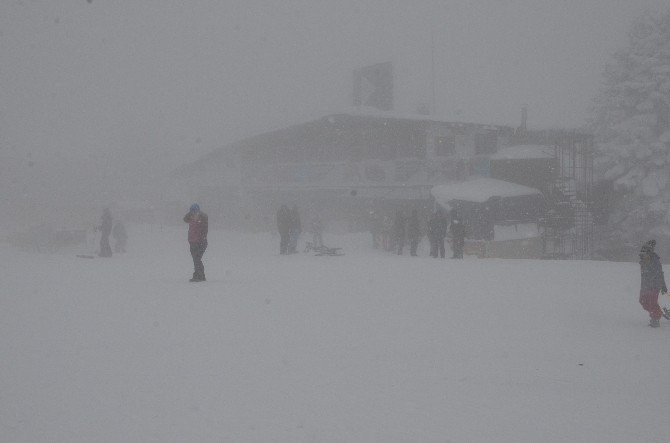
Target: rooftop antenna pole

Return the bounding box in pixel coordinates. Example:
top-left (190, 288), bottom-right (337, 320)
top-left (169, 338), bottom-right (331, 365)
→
top-left (431, 31), bottom-right (436, 115)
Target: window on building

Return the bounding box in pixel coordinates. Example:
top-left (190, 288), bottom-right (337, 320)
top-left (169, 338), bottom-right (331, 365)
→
top-left (412, 130), bottom-right (427, 158)
top-left (435, 134), bottom-right (456, 156)
top-left (475, 130), bottom-right (498, 155)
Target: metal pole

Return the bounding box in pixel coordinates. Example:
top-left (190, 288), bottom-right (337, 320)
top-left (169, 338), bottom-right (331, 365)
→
top-left (431, 31), bottom-right (436, 115)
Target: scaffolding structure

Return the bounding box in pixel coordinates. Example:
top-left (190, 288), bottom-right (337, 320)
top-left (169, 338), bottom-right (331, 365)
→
top-left (534, 131), bottom-right (595, 259)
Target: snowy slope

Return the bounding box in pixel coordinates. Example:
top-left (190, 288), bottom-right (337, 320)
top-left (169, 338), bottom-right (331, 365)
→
top-left (1, 225), bottom-right (669, 442)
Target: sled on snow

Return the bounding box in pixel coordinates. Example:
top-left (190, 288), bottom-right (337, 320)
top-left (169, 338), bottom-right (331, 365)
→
top-left (304, 241), bottom-right (344, 256)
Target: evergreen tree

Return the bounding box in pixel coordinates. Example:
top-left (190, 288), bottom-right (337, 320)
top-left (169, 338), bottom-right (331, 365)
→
top-left (591, 8), bottom-right (670, 243)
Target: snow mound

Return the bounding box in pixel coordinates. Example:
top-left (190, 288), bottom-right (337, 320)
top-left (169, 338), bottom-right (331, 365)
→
top-left (431, 177), bottom-right (542, 204)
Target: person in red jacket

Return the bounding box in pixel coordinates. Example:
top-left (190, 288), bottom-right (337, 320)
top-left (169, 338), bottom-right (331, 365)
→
top-left (183, 203), bottom-right (208, 282)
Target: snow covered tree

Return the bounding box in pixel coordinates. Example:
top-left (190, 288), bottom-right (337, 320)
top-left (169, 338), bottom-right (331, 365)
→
top-left (591, 8), bottom-right (670, 245)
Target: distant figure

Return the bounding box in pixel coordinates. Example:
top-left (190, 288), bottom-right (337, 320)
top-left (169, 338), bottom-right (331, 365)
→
top-left (449, 209), bottom-right (466, 259)
top-left (407, 209), bottom-right (422, 256)
top-left (382, 214), bottom-right (393, 251)
top-left (98, 208), bottom-right (113, 257)
top-left (393, 210), bottom-right (406, 255)
top-left (428, 209), bottom-right (448, 258)
top-left (183, 203), bottom-right (208, 282)
top-left (276, 205), bottom-right (291, 255)
top-left (112, 220), bottom-right (127, 253)
top-left (369, 210), bottom-right (383, 249)
top-left (311, 213), bottom-right (324, 250)
top-left (289, 205), bottom-right (302, 254)
top-left (638, 239), bottom-right (667, 327)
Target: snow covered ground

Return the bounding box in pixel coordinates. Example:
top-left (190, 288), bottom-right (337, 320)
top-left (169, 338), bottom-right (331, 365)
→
top-left (2, 224), bottom-right (669, 442)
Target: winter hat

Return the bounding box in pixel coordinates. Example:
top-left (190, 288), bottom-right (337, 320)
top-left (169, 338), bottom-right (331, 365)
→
top-left (190, 203), bottom-right (200, 212)
top-left (646, 239), bottom-right (656, 250)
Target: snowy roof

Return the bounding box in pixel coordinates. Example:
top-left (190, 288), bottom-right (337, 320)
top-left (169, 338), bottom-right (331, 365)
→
top-left (340, 107), bottom-right (516, 128)
top-left (431, 178), bottom-right (542, 204)
top-left (490, 144), bottom-right (554, 160)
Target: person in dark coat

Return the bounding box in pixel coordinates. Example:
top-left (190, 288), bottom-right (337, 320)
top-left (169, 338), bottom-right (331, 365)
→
top-left (184, 203), bottom-right (208, 282)
top-left (112, 220), bottom-right (127, 253)
top-left (276, 205), bottom-right (291, 255)
top-left (369, 210), bottom-right (383, 249)
top-left (639, 239), bottom-right (667, 327)
top-left (428, 209), bottom-right (448, 258)
top-left (393, 210), bottom-right (406, 255)
top-left (449, 209), bottom-right (466, 259)
top-left (310, 213), bottom-right (324, 250)
top-left (98, 208), bottom-right (113, 257)
top-left (407, 209), bottom-right (422, 256)
top-left (288, 205), bottom-right (302, 254)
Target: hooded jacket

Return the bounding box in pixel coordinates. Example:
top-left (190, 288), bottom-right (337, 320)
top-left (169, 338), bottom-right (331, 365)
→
top-left (184, 211), bottom-right (208, 244)
top-left (640, 250), bottom-right (667, 292)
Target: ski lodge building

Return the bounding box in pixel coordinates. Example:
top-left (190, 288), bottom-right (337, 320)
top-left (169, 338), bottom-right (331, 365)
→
top-left (174, 109), bottom-right (518, 220)
top-left (172, 109), bottom-right (594, 258)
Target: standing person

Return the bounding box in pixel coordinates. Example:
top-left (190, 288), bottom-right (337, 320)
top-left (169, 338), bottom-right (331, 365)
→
top-left (289, 205), bottom-right (302, 254)
top-left (276, 205), bottom-right (291, 255)
top-left (311, 212), bottom-right (324, 250)
top-left (183, 203), bottom-right (208, 282)
top-left (382, 214), bottom-right (393, 251)
top-left (639, 240), bottom-right (667, 327)
top-left (112, 220), bottom-right (127, 253)
top-left (369, 210), bottom-right (383, 249)
top-left (449, 209), bottom-right (466, 259)
top-left (98, 208), bottom-right (113, 257)
top-left (407, 209), bottom-right (422, 256)
top-left (393, 210), bottom-right (406, 255)
top-left (428, 209), bottom-right (448, 258)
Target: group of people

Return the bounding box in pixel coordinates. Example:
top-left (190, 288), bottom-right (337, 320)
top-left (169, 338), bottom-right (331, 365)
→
top-left (96, 208), bottom-right (127, 257)
top-left (371, 208), bottom-right (466, 259)
top-left (183, 203), bottom-right (318, 283)
top-left (183, 204), bottom-right (670, 330)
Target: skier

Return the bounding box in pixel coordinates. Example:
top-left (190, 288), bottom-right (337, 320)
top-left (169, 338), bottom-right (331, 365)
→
top-left (98, 208), bottom-right (113, 257)
top-left (112, 220), bottom-right (127, 253)
top-left (449, 209), bottom-right (466, 259)
top-left (407, 209), bottom-right (422, 256)
top-left (276, 205), bottom-right (291, 255)
top-left (638, 239), bottom-right (667, 327)
top-left (183, 203), bottom-right (208, 282)
top-left (428, 208), bottom-right (448, 258)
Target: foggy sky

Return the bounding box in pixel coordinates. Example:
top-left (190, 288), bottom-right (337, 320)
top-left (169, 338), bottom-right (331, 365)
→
top-left (1, 0), bottom-right (669, 205)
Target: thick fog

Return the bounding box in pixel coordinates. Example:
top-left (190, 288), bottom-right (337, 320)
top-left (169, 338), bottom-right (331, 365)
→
top-left (6, 3), bottom-right (670, 439)
top-left (1, 0), bottom-right (668, 230)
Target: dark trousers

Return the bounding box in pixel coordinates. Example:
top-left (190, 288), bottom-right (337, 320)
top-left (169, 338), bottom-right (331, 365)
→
top-left (99, 234), bottom-right (112, 257)
top-left (452, 237), bottom-right (464, 259)
top-left (190, 241), bottom-right (207, 279)
top-left (279, 231), bottom-right (290, 255)
top-left (396, 238), bottom-right (404, 255)
top-left (114, 238), bottom-right (127, 253)
top-left (430, 237), bottom-right (445, 258)
top-left (409, 236), bottom-right (420, 256)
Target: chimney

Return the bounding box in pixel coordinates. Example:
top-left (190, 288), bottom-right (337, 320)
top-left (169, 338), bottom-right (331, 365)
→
top-left (520, 105), bottom-right (528, 132)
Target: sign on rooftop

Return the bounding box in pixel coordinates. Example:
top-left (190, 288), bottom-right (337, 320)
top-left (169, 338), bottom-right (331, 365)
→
top-left (353, 62), bottom-right (393, 111)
